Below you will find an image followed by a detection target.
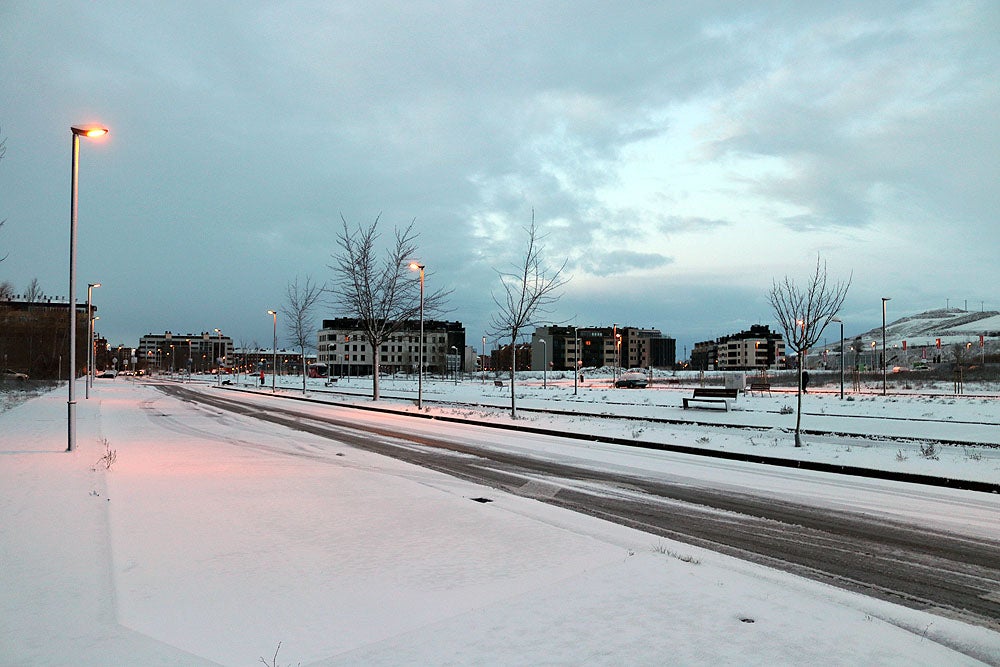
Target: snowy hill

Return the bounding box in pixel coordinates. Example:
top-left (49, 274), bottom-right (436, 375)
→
top-left (846, 308), bottom-right (999, 353)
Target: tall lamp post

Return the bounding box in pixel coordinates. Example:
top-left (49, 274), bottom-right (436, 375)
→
top-left (90, 315), bottom-right (99, 384)
top-left (267, 310), bottom-right (277, 393)
top-left (214, 328), bottom-right (223, 387)
top-left (540, 338), bottom-right (547, 389)
top-left (86, 282), bottom-right (101, 398)
top-left (574, 328), bottom-right (579, 396)
top-left (831, 317), bottom-right (844, 399)
top-left (881, 297), bottom-right (891, 396)
top-left (481, 336), bottom-right (486, 384)
top-left (450, 345), bottom-right (458, 385)
top-left (68, 125), bottom-right (108, 452)
top-left (409, 262), bottom-right (425, 409)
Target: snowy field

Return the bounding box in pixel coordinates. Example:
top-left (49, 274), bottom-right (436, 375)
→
top-left (1, 376), bottom-right (998, 665)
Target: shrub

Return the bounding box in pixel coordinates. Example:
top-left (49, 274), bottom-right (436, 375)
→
top-left (918, 442), bottom-right (939, 460)
top-left (94, 438), bottom-right (117, 471)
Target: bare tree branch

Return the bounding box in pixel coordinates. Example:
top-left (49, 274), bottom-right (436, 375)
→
top-left (768, 255), bottom-right (851, 446)
top-left (24, 278), bottom-right (43, 303)
top-left (329, 214), bottom-right (450, 400)
top-left (488, 211), bottom-right (570, 418)
top-left (283, 275), bottom-right (325, 394)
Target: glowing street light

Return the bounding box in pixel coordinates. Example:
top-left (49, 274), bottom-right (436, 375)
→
top-left (67, 125), bottom-right (108, 452)
top-left (268, 310), bottom-right (277, 393)
top-left (409, 262), bottom-right (425, 409)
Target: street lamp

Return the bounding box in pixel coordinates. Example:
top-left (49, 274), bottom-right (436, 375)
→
top-left (215, 328), bottom-right (223, 387)
top-left (85, 282), bottom-right (101, 398)
top-left (540, 338), bottom-right (547, 389)
top-left (268, 310), bottom-right (277, 393)
top-left (481, 336), bottom-right (486, 385)
top-left (409, 262), bottom-right (425, 409)
top-left (67, 125), bottom-right (108, 452)
top-left (831, 317), bottom-right (844, 399)
top-left (574, 328), bottom-right (580, 396)
top-left (451, 345), bottom-right (458, 385)
top-left (882, 297), bottom-right (891, 396)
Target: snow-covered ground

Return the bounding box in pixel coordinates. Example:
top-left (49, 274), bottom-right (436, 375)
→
top-left (1, 376), bottom-right (998, 665)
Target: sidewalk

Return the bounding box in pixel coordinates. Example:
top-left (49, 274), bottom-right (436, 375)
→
top-left (0, 383), bottom-right (218, 665)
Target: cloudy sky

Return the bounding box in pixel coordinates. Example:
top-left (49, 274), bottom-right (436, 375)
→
top-left (1, 1), bottom-right (997, 357)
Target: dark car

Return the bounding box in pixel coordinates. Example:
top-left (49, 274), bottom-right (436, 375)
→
top-left (614, 369), bottom-right (648, 388)
top-left (2, 368), bottom-right (29, 382)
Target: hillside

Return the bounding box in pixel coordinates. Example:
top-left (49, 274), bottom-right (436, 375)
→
top-left (851, 308), bottom-right (999, 350)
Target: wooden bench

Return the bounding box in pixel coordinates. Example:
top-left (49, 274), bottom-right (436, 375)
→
top-left (494, 379), bottom-right (506, 387)
top-left (324, 378), bottom-right (338, 387)
top-left (683, 388), bottom-right (739, 411)
top-left (747, 381), bottom-right (771, 396)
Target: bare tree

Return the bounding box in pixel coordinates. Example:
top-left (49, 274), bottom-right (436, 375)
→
top-left (769, 255), bottom-right (851, 446)
top-left (24, 278), bottom-right (43, 302)
top-left (488, 213), bottom-right (569, 419)
top-left (0, 281), bottom-right (13, 300)
top-left (330, 214), bottom-right (449, 401)
top-left (283, 274), bottom-right (325, 394)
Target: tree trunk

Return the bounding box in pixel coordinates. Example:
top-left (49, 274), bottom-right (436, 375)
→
top-left (373, 354), bottom-right (381, 401)
top-left (509, 334), bottom-right (517, 420)
top-left (794, 363), bottom-right (804, 446)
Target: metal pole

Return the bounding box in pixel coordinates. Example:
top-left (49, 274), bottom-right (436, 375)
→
top-left (270, 310), bottom-right (277, 393)
top-left (86, 285), bottom-right (93, 399)
top-left (68, 132), bottom-right (79, 451)
top-left (541, 338), bottom-right (546, 389)
top-left (67, 126), bottom-right (107, 452)
top-left (481, 336), bottom-right (486, 384)
top-left (573, 329), bottom-right (579, 396)
top-left (216, 328), bottom-right (222, 387)
top-left (839, 320), bottom-right (845, 399)
top-left (882, 297), bottom-right (890, 395)
top-left (418, 266), bottom-right (424, 409)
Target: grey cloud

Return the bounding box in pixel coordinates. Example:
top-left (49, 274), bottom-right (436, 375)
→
top-left (573, 250), bottom-right (673, 278)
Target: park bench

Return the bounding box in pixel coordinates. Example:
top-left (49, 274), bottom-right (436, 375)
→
top-left (494, 379), bottom-right (506, 387)
top-left (747, 381), bottom-right (771, 396)
top-left (324, 378), bottom-right (338, 387)
top-left (683, 387), bottom-right (739, 411)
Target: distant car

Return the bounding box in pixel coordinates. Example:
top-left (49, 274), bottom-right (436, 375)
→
top-left (615, 369), bottom-right (648, 388)
top-left (97, 369), bottom-right (118, 379)
top-left (1, 369), bottom-right (29, 381)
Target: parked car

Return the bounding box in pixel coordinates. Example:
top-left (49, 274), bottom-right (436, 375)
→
top-left (2, 369), bottom-right (29, 381)
top-left (614, 369), bottom-right (648, 388)
top-left (97, 369), bottom-right (118, 379)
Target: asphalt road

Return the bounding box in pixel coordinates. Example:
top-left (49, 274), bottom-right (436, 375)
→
top-left (156, 383), bottom-right (1000, 651)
